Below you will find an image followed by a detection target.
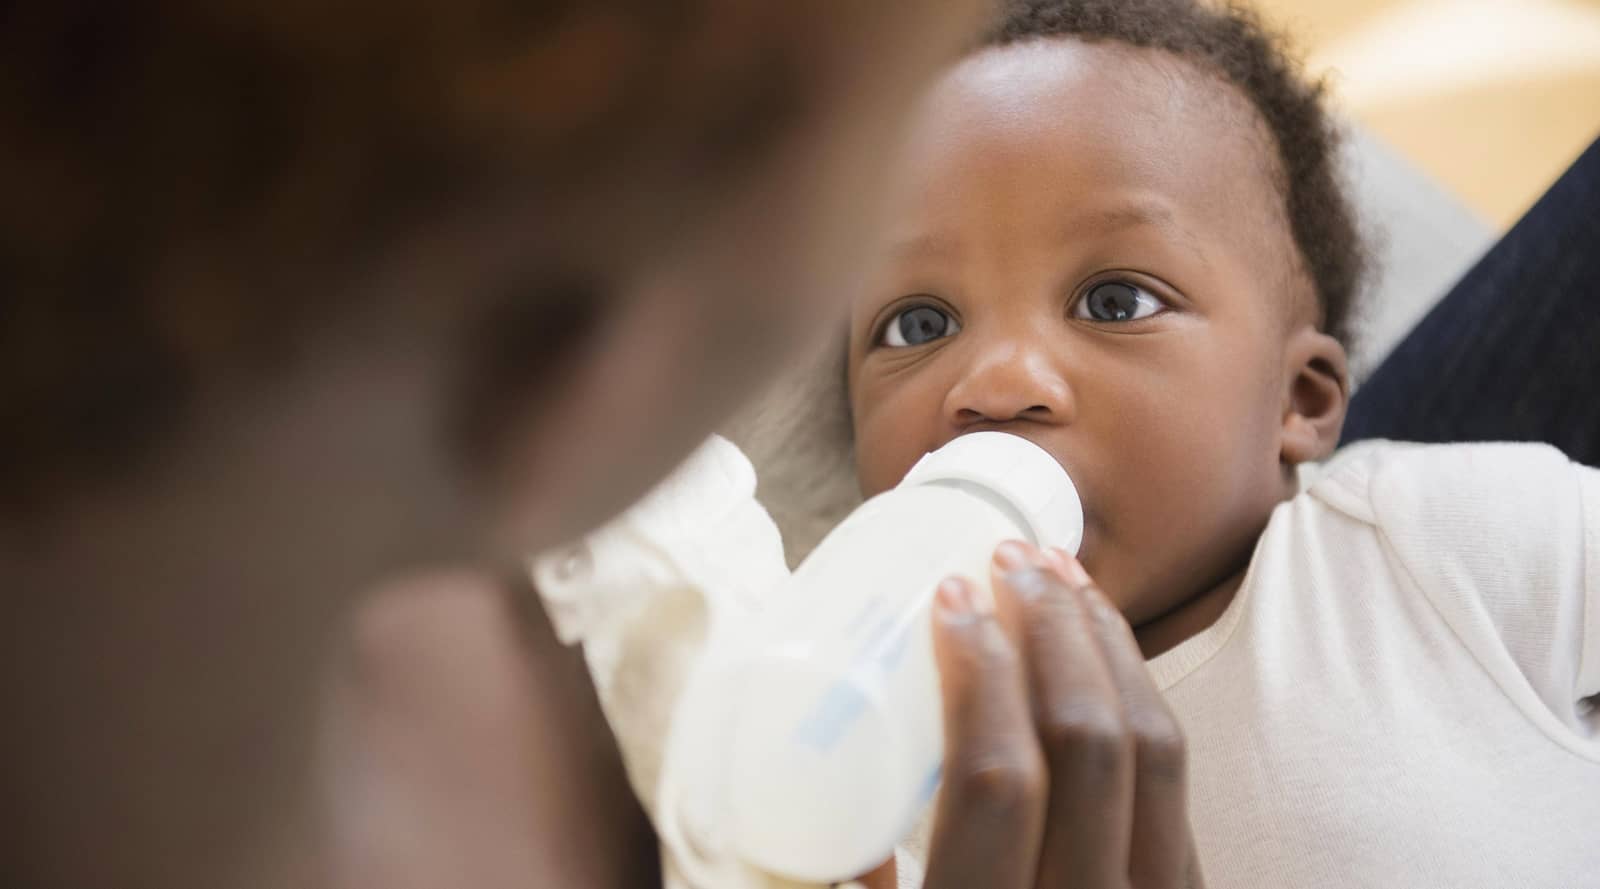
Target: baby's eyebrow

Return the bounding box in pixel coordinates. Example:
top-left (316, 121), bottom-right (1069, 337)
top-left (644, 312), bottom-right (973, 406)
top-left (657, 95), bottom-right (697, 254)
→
top-left (1072, 202), bottom-right (1210, 266)
top-left (885, 230), bottom-right (965, 262)
top-left (1083, 203), bottom-right (1175, 232)
top-left (884, 201), bottom-right (1211, 268)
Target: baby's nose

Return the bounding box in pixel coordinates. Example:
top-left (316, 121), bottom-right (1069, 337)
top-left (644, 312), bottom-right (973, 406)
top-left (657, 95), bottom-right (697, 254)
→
top-left (944, 343), bottom-right (1074, 429)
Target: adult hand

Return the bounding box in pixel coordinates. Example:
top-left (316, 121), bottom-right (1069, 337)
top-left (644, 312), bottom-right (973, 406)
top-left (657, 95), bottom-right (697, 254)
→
top-left (922, 541), bottom-right (1203, 889)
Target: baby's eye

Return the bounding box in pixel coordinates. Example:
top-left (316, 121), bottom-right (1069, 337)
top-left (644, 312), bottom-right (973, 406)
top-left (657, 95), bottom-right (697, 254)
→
top-left (1074, 281), bottom-right (1165, 322)
top-left (881, 304), bottom-right (961, 348)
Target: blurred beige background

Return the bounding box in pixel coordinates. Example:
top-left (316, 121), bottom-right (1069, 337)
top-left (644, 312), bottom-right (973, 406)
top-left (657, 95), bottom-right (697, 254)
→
top-left (1255, 0), bottom-right (1600, 230)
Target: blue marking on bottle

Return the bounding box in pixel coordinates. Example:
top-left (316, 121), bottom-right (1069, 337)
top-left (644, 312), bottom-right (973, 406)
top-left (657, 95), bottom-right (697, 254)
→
top-left (792, 680), bottom-right (872, 752)
top-left (917, 762), bottom-right (943, 805)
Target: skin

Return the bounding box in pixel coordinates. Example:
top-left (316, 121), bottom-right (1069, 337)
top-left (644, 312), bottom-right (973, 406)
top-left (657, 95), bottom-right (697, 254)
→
top-left (847, 40), bottom-right (1351, 885)
top-left (319, 571), bottom-right (651, 889)
top-left (0, 3), bottom-right (990, 888)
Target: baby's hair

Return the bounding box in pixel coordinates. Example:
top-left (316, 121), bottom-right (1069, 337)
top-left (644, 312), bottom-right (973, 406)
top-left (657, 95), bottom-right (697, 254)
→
top-left (986, 0), bottom-right (1368, 345)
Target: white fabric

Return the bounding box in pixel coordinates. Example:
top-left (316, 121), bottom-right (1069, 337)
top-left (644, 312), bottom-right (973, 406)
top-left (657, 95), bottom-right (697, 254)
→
top-left (531, 436), bottom-right (915, 889)
top-left (1150, 441), bottom-right (1600, 888)
top-left (531, 436), bottom-right (799, 889)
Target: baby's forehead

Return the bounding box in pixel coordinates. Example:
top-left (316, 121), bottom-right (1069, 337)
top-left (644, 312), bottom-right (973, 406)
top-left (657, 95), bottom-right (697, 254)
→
top-left (889, 39), bottom-right (1294, 271)
top-left (928, 40), bottom-right (1274, 168)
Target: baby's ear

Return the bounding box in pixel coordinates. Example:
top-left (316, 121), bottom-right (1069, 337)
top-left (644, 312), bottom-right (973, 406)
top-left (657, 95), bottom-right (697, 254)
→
top-left (1280, 326), bottom-right (1349, 465)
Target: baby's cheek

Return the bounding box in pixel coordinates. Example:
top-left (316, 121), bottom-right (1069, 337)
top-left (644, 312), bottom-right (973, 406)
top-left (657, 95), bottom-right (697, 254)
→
top-left (856, 394), bottom-right (938, 493)
top-left (853, 420), bottom-right (908, 496)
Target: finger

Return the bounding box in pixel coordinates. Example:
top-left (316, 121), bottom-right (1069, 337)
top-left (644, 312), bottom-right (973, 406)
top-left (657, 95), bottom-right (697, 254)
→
top-left (922, 575), bottom-right (1047, 889)
top-left (1051, 549), bottom-right (1193, 889)
top-left (991, 541), bottom-right (1133, 889)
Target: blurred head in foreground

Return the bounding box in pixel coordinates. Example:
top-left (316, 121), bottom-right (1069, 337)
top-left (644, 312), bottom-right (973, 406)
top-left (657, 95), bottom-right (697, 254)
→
top-left (2, 0), bottom-right (986, 561)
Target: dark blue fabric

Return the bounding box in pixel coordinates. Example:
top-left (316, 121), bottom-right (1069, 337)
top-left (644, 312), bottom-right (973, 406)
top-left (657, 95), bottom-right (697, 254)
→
top-left (1343, 137), bottom-right (1600, 466)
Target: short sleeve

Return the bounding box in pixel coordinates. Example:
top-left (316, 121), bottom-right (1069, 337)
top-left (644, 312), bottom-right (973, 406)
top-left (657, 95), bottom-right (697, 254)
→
top-left (1342, 442), bottom-right (1599, 740)
top-left (1577, 464), bottom-right (1600, 709)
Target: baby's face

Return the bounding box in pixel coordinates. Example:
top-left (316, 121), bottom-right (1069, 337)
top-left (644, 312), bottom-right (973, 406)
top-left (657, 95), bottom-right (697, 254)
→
top-left (848, 41), bottom-right (1347, 630)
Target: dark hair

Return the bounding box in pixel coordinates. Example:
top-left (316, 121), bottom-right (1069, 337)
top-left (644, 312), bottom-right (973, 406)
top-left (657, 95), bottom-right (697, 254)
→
top-left (985, 0), bottom-right (1368, 344)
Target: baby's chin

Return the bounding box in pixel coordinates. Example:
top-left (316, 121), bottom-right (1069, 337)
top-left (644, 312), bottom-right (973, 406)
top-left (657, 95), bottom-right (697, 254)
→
top-left (852, 856), bottom-right (897, 888)
top-left (1070, 518), bottom-right (1120, 594)
top-left (1071, 529), bottom-right (1177, 624)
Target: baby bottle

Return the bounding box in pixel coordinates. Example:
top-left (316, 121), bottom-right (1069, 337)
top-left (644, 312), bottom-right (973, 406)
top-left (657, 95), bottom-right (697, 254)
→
top-left (668, 431), bottom-right (1083, 884)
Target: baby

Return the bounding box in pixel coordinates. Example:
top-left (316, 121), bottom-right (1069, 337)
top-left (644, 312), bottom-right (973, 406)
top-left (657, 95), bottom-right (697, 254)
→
top-left (541, 1), bottom-right (1600, 887)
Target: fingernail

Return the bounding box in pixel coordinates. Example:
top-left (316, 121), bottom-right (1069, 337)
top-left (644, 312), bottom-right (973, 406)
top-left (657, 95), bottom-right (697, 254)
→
top-left (935, 576), bottom-right (982, 623)
top-left (1042, 547), bottom-right (1073, 580)
top-left (993, 540), bottom-right (1031, 572)
top-left (1004, 566), bottom-right (1055, 600)
top-left (1055, 549), bottom-right (1091, 587)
